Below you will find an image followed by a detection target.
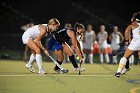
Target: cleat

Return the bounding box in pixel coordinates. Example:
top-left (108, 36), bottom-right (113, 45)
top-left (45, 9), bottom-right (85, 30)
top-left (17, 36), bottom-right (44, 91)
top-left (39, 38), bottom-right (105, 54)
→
top-left (114, 72), bottom-right (121, 77)
top-left (25, 64), bottom-right (35, 73)
top-left (121, 68), bottom-right (130, 74)
top-left (38, 66), bottom-right (46, 74)
top-left (121, 68), bottom-right (130, 75)
top-left (54, 68), bottom-right (69, 74)
top-left (74, 67), bottom-right (85, 72)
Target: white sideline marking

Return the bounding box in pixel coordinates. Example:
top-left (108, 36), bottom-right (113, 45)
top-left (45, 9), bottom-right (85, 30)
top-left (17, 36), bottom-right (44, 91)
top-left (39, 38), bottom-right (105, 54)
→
top-left (0, 74), bottom-right (113, 77)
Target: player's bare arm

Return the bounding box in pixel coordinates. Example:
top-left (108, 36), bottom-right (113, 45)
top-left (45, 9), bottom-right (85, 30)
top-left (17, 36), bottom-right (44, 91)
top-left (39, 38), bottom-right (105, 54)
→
top-left (124, 25), bottom-right (132, 43)
top-left (35, 25), bottom-right (49, 55)
top-left (67, 30), bottom-right (83, 61)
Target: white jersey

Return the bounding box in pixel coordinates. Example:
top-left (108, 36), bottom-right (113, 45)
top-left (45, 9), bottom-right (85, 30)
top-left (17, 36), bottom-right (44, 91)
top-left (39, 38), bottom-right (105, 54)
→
top-left (111, 32), bottom-right (120, 44)
top-left (111, 32), bottom-right (120, 50)
top-left (22, 24), bottom-right (47, 44)
top-left (97, 31), bottom-right (108, 49)
top-left (83, 31), bottom-right (95, 49)
top-left (128, 23), bottom-right (140, 50)
top-left (132, 23), bottom-right (140, 38)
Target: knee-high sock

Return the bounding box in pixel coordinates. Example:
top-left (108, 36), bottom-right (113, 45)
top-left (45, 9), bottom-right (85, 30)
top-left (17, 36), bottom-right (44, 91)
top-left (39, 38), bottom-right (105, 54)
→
top-left (129, 55), bottom-right (134, 65)
top-left (36, 54), bottom-right (43, 69)
top-left (83, 54), bottom-right (86, 63)
top-left (105, 54), bottom-right (110, 63)
top-left (55, 60), bottom-right (62, 70)
top-left (28, 54), bottom-right (35, 66)
top-left (69, 55), bottom-right (78, 68)
top-left (113, 56), bottom-right (117, 64)
top-left (125, 60), bottom-right (129, 69)
top-left (117, 57), bottom-right (127, 73)
top-left (89, 54), bottom-right (93, 63)
top-left (100, 54), bottom-right (103, 63)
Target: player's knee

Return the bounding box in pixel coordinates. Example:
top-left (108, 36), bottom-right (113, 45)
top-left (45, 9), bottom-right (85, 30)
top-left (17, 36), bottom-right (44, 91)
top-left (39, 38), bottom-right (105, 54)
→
top-left (67, 52), bottom-right (74, 56)
top-left (57, 57), bottom-right (64, 62)
top-left (35, 48), bottom-right (41, 54)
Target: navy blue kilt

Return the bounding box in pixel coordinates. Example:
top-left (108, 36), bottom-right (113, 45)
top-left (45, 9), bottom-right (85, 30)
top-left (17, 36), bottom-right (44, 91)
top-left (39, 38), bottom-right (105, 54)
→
top-left (47, 36), bottom-right (63, 51)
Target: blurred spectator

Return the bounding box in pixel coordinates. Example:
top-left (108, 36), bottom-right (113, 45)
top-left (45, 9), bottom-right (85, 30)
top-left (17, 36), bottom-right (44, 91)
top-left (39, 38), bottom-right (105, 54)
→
top-left (21, 22), bottom-right (34, 62)
top-left (83, 24), bottom-right (96, 64)
top-left (97, 25), bottom-right (110, 64)
top-left (109, 26), bottom-right (124, 64)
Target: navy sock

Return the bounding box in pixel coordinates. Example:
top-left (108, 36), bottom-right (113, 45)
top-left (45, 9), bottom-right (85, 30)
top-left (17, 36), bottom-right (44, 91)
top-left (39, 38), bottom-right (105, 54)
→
top-left (55, 60), bottom-right (62, 70)
top-left (69, 55), bottom-right (78, 68)
top-left (125, 60), bottom-right (129, 69)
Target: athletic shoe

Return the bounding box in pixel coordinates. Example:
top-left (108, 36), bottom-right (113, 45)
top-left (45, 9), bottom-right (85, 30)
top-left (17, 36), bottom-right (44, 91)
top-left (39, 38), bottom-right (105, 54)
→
top-left (38, 66), bottom-right (46, 74)
top-left (121, 68), bottom-right (130, 75)
top-left (25, 64), bottom-right (35, 73)
top-left (114, 72), bottom-right (121, 77)
top-left (74, 67), bottom-right (85, 72)
top-left (54, 68), bottom-right (69, 74)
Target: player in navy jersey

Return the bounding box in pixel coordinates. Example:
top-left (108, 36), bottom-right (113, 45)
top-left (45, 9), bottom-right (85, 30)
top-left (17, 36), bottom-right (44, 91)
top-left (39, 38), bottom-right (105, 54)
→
top-left (47, 23), bottom-right (85, 73)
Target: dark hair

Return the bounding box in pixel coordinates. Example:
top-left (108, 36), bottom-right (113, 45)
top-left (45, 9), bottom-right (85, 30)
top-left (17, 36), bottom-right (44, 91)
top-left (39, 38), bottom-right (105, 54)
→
top-left (74, 23), bottom-right (85, 30)
top-left (131, 12), bottom-right (140, 22)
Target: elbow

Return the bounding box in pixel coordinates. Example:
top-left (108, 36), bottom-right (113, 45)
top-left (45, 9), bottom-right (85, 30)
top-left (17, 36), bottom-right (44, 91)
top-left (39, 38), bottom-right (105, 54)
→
top-left (73, 45), bottom-right (77, 50)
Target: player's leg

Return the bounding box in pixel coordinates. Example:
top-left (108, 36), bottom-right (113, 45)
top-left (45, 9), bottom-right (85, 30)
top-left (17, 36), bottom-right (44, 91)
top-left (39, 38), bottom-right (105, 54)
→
top-left (24, 45), bottom-right (29, 63)
top-left (105, 47), bottom-right (110, 64)
top-left (138, 52), bottom-right (140, 65)
top-left (53, 50), bottom-right (64, 70)
top-left (112, 50), bottom-right (118, 64)
top-left (53, 50), bottom-right (68, 73)
top-left (115, 48), bottom-right (133, 77)
top-left (129, 55), bottom-right (134, 65)
top-left (26, 50), bottom-right (35, 66)
top-left (25, 51), bottom-right (36, 72)
top-left (98, 47), bottom-right (104, 64)
top-left (63, 43), bottom-right (85, 71)
top-left (83, 49), bottom-right (88, 63)
top-left (89, 51), bottom-right (93, 64)
top-left (98, 44), bottom-right (104, 64)
top-left (26, 39), bottom-right (45, 74)
top-left (63, 43), bottom-right (78, 68)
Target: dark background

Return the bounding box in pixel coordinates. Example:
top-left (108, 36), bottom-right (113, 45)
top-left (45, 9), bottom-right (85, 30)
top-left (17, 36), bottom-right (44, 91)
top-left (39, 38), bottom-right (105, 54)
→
top-left (0, 0), bottom-right (139, 50)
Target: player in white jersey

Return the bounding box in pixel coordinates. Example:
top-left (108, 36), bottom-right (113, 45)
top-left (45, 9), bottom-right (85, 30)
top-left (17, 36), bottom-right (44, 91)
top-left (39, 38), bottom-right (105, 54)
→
top-left (109, 26), bottom-right (124, 64)
top-left (21, 22), bottom-right (34, 62)
top-left (115, 12), bottom-right (140, 77)
top-left (22, 18), bottom-right (60, 74)
top-left (83, 24), bottom-right (96, 64)
top-left (97, 25), bottom-right (110, 64)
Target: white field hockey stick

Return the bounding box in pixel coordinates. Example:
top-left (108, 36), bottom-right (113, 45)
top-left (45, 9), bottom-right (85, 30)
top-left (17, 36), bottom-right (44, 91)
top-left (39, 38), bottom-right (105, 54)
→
top-left (48, 56), bottom-right (64, 71)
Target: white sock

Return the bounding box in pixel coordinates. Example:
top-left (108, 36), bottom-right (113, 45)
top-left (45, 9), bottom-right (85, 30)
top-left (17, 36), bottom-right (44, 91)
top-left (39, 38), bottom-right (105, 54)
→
top-left (105, 54), bottom-right (110, 63)
top-left (113, 56), bottom-right (117, 64)
top-left (27, 54), bottom-right (35, 66)
top-left (89, 54), bottom-right (93, 63)
top-left (100, 54), bottom-right (103, 63)
top-left (129, 55), bottom-right (134, 65)
top-left (117, 57), bottom-right (127, 73)
top-left (83, 54), bottom-right (86, 63)
top-left (36, 54), bottom-right (43, 69)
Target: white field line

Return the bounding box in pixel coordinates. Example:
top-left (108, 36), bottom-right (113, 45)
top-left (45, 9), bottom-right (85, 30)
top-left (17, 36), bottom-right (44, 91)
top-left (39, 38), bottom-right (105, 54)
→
top-left (0, 74), bottom-right (113, 77)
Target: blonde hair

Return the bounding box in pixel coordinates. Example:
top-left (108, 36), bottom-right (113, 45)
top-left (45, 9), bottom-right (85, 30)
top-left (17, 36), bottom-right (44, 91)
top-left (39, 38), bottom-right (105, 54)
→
top-left (48, 18), bottom-right (60, 25)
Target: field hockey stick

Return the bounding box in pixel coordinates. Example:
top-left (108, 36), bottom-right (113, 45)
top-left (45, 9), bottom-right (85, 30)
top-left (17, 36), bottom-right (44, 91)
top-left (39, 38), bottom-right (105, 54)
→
top-left (48, 55), bottom-right (64, 71)
top-left (79, 61), bottom-right (82, 75)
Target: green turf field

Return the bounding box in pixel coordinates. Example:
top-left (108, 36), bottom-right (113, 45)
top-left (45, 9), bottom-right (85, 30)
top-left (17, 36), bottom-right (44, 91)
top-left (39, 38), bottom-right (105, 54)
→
top-left (0, 60), bottom-right (140, 93)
